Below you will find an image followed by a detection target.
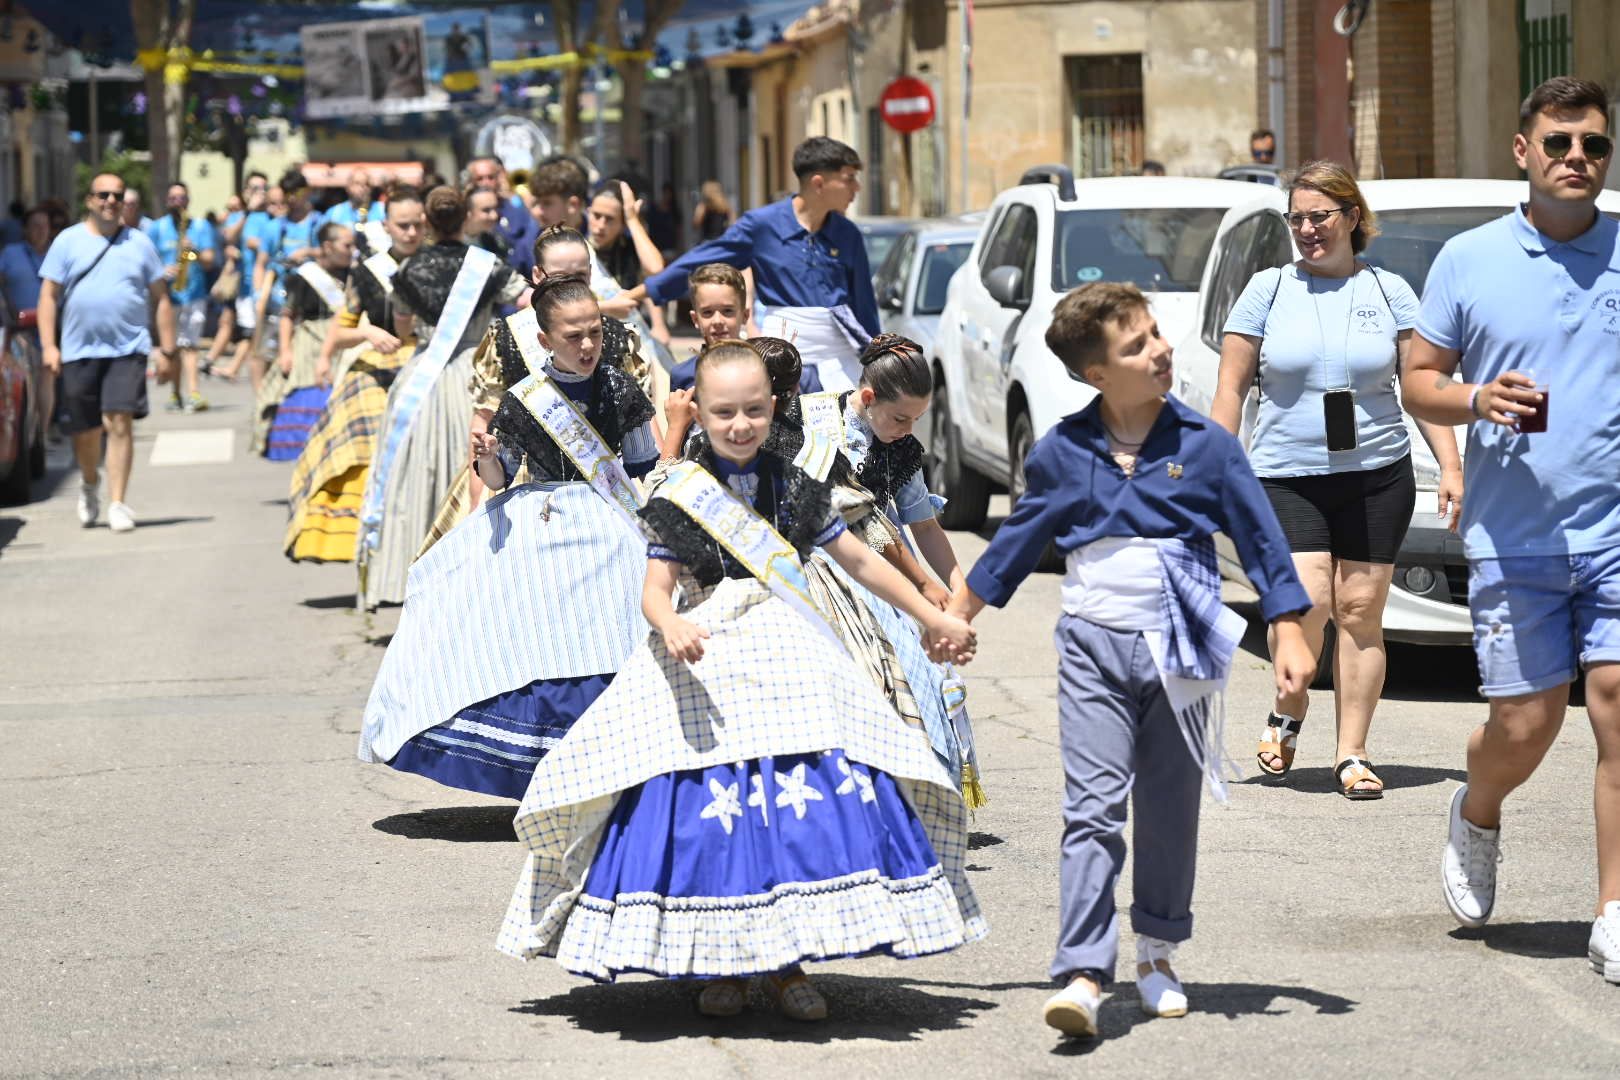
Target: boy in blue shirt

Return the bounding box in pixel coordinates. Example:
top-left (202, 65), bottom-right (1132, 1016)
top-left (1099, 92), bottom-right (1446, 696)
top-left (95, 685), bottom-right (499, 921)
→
top-left (948, 282), bottom-right (1314, 1039)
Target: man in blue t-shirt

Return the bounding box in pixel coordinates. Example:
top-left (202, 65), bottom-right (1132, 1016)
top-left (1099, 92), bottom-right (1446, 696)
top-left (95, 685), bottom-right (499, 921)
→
top-left (144, 181), bottom-right (218, 413)
top-left (1404, 76), bottom-right (1620, 979)
top-left (36, 172), bottom-right (175, 533)
top-left (323, 167), bottom-right (387, 254)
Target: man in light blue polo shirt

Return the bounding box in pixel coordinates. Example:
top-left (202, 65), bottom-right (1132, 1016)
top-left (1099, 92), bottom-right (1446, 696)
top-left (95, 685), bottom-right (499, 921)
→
top-left (37, 172), bottom-right (175, 533)
top-left (1404, 76), bottom-right (1620, 982)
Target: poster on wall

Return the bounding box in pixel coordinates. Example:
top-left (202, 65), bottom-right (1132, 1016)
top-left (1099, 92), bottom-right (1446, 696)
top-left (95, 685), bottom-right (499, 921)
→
top-left (303, 16), bottom-right (493, 119)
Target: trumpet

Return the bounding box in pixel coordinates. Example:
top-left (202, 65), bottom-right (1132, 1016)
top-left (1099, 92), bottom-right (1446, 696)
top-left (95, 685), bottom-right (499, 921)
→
top-left (174, 213), bottom-right (199, 293)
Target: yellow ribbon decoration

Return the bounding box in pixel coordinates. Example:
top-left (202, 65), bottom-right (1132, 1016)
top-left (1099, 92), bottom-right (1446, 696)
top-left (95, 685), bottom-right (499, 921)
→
top-left (133, 40), bottom-right (654, 84)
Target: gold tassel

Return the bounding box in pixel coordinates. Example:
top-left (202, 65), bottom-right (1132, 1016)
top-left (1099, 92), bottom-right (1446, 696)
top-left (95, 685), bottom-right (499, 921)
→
top-left (961, 761), bottom-right (988, 810)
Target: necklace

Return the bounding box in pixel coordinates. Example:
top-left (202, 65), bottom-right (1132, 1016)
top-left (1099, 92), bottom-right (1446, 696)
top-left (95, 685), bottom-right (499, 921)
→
top-left (1100, 420), bottom-right (1147, 448)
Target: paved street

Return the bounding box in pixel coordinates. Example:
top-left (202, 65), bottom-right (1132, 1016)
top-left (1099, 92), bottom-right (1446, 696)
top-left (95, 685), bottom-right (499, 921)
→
top-left (2, 376), bottom-right (1615, 1079)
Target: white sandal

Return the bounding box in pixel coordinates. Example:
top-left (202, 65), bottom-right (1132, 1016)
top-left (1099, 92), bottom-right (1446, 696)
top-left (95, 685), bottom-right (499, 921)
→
top-left (1135, 937), bottom-right (1188, 1018)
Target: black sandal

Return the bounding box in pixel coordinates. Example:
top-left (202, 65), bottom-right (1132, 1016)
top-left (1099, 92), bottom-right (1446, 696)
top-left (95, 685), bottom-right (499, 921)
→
top-left (1335, 756), bottom-right (1384, 800)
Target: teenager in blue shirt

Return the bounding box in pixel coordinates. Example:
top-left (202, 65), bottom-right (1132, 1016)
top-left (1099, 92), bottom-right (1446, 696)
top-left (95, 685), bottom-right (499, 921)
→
top-left (948, 282), bottom-right (1314, 1039)
top-left (617, 137), bottom-right (877, 393)
top-left (145, 182), bottom-right (218, 412)
top-left (1402, 76), bottom-right (1620, 981)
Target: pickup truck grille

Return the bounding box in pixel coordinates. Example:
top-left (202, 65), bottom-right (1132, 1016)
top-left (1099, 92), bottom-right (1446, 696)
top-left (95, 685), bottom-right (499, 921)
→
top-left (1444, 563), bottom-right (1470, 607)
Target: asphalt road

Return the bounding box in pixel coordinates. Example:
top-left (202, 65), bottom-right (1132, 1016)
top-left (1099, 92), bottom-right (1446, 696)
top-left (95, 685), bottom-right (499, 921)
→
top-left (2, 376), bottom-right (1615, 1078)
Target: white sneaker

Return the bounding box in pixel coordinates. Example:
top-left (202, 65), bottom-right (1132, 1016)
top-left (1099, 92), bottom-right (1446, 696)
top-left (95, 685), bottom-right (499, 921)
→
top-left (1591, 901), bottom-right (1620, 984)
top-left (1135, 936), bottom-right (1189, 1017)
top-left (1042, 977), bottom-right (1100, 1038)
top-left (77, 482), bottom-right (99, 527)
top-left (1441, 784), bottom-right (1500, 928)
top-left (107, 502), bottom-right (136, 533)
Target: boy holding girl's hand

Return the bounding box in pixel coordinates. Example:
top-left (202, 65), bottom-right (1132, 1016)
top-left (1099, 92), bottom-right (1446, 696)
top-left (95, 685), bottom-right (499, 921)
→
top-left (947, 282), bottom-right (1315, 1039)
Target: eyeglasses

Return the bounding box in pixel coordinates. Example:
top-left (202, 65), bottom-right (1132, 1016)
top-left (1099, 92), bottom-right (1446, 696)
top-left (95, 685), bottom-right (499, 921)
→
top-left (1285, 207), bottom-right (1348, 230)
top-left (1540, 132), bottom-right (1614, 161)
top-left (90, 190), bottom-right (124, 201)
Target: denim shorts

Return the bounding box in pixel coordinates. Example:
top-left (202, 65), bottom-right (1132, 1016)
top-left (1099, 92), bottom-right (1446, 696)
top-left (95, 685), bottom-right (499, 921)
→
top-left (1469, 547), bottom-right (1620, 697)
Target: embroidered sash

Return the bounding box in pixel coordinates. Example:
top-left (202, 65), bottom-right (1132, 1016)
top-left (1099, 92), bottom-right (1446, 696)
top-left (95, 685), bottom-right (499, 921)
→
top-left (359, 245), bottom-right (498, 557)
top-left (509, 373), bottom-right (644, 537)
top-left (360, 221), bottom-right (391, 257)
top-left (657, 462), bottom-right (842, 646)
top-left (799, 391), bottom-right (845, 447)
top-left (361, 251), bottom-right (399, 296)
top-left (504, 307), bottom-right (546, 376)
top-left (791, 431), bottom-right (841, 482)
top-left (295, 262), bottom-right (346, 314)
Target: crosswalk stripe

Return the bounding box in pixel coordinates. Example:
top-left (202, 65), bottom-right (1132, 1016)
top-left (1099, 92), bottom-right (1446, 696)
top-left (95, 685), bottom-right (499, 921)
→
top-left (149, 428), bottom-right (235, 466)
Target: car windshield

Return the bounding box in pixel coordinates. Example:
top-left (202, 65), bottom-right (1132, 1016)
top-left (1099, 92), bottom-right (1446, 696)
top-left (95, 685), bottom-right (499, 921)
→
top-left (915, 241), bottom-right (973, 315)
top-left (1360, 207), bottom-right (1513, 294)
top-left (1053, 208), bottom-right (1224, 292)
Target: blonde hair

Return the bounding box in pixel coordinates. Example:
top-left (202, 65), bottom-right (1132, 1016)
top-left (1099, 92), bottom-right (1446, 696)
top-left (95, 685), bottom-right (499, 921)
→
top-left (1287, 160), bottom-right (1378, 253)
top-left (693, 339), bottom-right (767, 395)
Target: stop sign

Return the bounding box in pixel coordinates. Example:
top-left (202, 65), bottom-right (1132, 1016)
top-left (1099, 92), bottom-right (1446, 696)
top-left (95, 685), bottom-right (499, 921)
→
top-left (880, 76), bottom-right (936, 134)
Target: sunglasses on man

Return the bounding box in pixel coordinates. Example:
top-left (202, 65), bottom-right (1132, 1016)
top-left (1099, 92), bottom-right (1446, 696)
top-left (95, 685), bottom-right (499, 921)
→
top-left (1540, 132), bottom-right (1613, 161)
top-left (90, 190), bottom-right (125, 201)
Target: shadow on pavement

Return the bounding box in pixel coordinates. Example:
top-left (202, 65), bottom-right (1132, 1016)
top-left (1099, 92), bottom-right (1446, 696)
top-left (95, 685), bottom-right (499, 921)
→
top-left (1238, 762), bottom-right (1465, 794)
top-left (968, 832), bottom-right (1004, 849)
top-left (301, 593), bottom-right (356, 610)
top-left (0, 515), bottom-right (23, 553)
top-left (372, 805), bottom-right (517, 842)
top-left (1448, 920), bottom-right (1590, 960)
top-left (82, 515), bottom-right (214, 530)
top-left (1051, 981), bottom-right (1357, 1054)
top-left (368, 633), bottom-right (394, 648)
top-left (513, 974), bottom-right (996, 1042)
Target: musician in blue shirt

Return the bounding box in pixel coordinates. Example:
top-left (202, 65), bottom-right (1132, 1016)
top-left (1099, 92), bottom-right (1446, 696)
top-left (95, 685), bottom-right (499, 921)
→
top-left (323, 168), bottom-right (387, 252)
top-left (144, 182), bottom-right (218, 412)
top-left (948, 282), bottom-right (1314, 1041)
top-left (620, 137), bottom-right (877, 393)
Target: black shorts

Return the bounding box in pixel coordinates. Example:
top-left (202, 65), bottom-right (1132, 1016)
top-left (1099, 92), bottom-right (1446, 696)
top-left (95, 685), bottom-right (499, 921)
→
top-left (59, 354), bottom-right (149, 434)
top-left (1259, 456), bottom-right (1416, 565)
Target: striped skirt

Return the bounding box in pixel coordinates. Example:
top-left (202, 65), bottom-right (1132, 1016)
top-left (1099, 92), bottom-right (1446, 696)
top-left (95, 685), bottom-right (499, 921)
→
top-left (358, 482), bottom-right (650, 798)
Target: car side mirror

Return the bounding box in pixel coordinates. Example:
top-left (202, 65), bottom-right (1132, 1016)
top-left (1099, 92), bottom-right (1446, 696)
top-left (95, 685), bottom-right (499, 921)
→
top-left (879, 281), bottom-right (902, 311)
top-left (985, 265), bottom-right (1027, 310)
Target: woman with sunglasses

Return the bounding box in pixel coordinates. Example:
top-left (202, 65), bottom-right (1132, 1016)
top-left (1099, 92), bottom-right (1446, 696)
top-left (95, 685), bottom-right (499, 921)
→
top-left (1210, 161), bottom-right (1464, 800)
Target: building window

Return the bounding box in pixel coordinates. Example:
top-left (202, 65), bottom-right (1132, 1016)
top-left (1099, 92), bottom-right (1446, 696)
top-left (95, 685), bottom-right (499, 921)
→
top-left (1519, 0), bottom-right (1572, 98)
top-left (1065, 53), bottom-right (1145, 178)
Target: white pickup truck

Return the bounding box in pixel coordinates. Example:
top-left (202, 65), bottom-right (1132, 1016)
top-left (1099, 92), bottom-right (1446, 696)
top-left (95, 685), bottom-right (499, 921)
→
top-left (1173, 178), bottom-right (1620, 648)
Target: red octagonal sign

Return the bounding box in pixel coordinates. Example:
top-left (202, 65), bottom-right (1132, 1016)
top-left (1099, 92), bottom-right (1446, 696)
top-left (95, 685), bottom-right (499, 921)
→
top-left (879, 76), bottom-right (936, 134)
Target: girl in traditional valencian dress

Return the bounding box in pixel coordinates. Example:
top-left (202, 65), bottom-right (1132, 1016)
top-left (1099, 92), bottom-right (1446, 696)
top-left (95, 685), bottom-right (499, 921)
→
top-left (498, 342), bottom-right (986, 1022)
top-left (262, 223), bottom-right (352, 461)
top-left (358, 274), bottom-right (658, 799)
top-left (357, 186), bottom-right (529, 610)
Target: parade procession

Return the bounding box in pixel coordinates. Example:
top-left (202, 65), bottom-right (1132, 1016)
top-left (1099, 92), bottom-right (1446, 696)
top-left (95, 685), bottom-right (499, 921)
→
top-left (4, 2), bottom-right (1620, 1077)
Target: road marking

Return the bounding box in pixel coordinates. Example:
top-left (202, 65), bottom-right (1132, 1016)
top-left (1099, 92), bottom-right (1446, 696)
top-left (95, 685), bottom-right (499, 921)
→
top-left (149, 428), bottom-right (235, 466)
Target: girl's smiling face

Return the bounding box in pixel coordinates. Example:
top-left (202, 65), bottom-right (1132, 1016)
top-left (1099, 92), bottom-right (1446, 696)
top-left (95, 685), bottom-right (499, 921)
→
top-left (696, 357), bottom-right (775, 465)
top-left (538, 297), bottom-right (604, 375)
top-left (857, 388), bottom-right (931, 443)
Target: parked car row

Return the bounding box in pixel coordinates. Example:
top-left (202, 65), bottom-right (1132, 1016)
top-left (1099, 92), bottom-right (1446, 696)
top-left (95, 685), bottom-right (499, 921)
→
top-left (911, 165), bottom-right (1620, 649)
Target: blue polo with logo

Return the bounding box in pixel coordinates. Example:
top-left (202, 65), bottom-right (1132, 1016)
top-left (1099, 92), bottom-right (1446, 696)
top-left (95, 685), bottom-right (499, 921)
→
top-left (1418, 205), bottom-right (1620, 559)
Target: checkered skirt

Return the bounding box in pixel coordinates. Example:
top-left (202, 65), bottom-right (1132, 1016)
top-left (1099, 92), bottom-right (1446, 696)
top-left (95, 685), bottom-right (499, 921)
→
top-left (497, 577), bottom-right (987, 976)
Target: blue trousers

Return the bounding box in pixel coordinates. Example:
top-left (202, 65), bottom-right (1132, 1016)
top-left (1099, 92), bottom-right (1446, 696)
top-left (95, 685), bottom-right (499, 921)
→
top-left (1051, 614), bottom-right (1202, 984)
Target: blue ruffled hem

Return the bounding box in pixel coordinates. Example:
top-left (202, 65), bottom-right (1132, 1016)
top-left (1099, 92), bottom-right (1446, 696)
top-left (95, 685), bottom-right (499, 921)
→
top-left (387, 672), bottom-right (613, 800)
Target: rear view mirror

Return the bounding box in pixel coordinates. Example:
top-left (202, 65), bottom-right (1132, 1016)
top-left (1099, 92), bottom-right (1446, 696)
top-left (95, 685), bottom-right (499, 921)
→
top-left (881, 282), bottom-right (904, 311)
top-left (985, 265), bottom-right (1026, 310)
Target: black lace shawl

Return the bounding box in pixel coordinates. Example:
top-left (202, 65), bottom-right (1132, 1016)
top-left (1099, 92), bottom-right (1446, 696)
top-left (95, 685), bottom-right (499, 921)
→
top-left (351, 259), bottom-right (394, 328)
top-left (839, 391), bottom-right (925, 513)
top-left (639, 430), bottom-right (835, 587)
top-left (488, 363), bottom-right (654, 483)
top-left (493, 313), bottom-right (636, 391)
top-left (391, 242), bottom-right (521, 323)
top-left (284, 267), bottom-right (348, 322)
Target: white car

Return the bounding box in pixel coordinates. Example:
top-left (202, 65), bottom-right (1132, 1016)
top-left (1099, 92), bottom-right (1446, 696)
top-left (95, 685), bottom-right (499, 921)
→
top-left (929, 168), bottom-right (1268, 528)
top-left (1175, 178), bottom-right (1620, 648)
top-left (872, 219), bottom-right (980, 359)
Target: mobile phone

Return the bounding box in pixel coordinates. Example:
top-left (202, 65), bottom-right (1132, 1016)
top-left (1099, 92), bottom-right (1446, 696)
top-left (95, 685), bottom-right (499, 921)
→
top-left (1324, 389), bottom-right (1358, 452)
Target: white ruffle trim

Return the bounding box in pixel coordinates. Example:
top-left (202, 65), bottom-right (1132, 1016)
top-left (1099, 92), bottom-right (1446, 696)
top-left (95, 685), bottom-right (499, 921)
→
top-left (549, 865), bottom-right (980, 981)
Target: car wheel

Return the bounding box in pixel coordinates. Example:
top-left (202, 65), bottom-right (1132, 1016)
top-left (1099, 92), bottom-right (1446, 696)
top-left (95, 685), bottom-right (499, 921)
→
top-left (0, 415), bottom-right (30, 505)
top-left (930, 370), bottom-right (990, 531)
top-left (1008, 409), bottom-right (1061, 572)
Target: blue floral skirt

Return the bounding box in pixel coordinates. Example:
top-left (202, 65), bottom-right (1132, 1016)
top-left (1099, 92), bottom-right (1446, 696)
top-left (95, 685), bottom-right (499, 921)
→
top-left (266, 386), bottom-right (331, 461)
top-left (388, 673), bottom-right (613, 801)
top-left (559, 748), bottom-right (963, 981)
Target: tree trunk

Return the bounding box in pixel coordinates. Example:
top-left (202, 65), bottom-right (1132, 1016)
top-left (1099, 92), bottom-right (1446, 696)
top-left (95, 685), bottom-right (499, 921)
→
top-left (130, 0), bottom-right (195, 192)
top-left (551, 0), bottom-right (584, 155)
top-left (607, 0), bottom-right (681, 173)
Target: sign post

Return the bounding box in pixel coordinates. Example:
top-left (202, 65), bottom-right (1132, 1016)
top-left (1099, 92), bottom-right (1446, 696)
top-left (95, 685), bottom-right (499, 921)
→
top-left (879, 76), bottom-right (937, 135)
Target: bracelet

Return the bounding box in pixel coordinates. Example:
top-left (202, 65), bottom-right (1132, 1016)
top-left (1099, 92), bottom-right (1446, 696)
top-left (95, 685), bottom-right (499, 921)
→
top-left (1467, 385), bottom-right (1483, 419)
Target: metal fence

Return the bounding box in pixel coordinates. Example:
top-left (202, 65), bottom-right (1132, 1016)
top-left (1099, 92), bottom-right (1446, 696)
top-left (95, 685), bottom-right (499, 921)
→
top-left (1066, 53), bottom-right (1144, 179)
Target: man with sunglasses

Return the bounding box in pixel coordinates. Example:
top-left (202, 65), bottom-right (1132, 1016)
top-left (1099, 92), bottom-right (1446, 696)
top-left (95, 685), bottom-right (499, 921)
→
top-left (1403, 76), bottom-right (1620, 984)
top-left (35, 172), bottom-right (175, 533)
